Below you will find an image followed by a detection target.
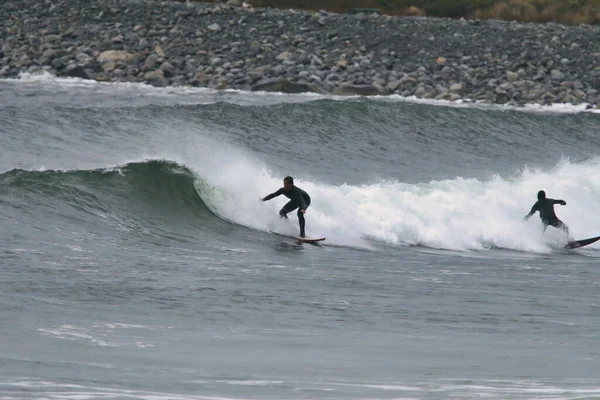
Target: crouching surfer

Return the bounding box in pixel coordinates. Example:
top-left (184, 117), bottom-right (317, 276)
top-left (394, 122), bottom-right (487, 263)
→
top-left (261, 176), bottom-right (311, 238)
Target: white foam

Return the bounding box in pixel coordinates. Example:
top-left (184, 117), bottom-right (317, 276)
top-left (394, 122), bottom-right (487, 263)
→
top-left (0, 379), bottom-right (248, 400)
top-left (7, 72), bottom-right (324, 107)
top-left (92, 323), bottom-right (150, 329)
top-left (2, 378), bottom-right (599, 400)
top-left (218, 380), bottom-right (284, 386)
top-left (330, 382), bottom-right (421, 391)
top-left (194, 155), bottom-right (600, 252)
top-left (436, 379), bottom-right (600, 398)
top-left (8, 72), bottom-right (599, 114)
top-left (37, 324), bottom-right (156, 348)
top-left (376, 93), bottom-right (598, 115)
top-left (38, 326), bottom-right (118, 347)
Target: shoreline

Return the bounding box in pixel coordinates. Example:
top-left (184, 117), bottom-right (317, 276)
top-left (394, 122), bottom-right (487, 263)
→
top-left (1, 0), bottom-right (600, 108)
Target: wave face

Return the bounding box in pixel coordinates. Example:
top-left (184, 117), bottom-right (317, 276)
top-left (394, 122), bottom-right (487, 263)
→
top-left (0, 160), bottom-right (215, 239)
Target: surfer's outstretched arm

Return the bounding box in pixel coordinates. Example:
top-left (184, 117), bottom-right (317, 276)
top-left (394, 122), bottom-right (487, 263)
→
top-left (524, 203), bottom-right (538, 220)
top-left (261, 188), bottom-right (284, 202)
top-left (552, 199), bottom-right (567, 206)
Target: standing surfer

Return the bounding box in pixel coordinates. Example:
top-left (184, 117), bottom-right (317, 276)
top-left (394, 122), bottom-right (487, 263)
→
top-left (524, 190), bottom-right (570, 235)
top-left (261, 176), bottom-right (311, 238)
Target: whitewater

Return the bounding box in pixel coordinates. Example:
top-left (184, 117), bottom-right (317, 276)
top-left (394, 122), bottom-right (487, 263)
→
top-left (1, 75), bottom-right (600, 400)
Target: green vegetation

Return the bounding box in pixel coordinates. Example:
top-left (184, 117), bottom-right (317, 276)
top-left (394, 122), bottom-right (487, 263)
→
top-left (474, 0), bottom-right (600, 25)
top-left (202, 0), bottom-right (600, 25)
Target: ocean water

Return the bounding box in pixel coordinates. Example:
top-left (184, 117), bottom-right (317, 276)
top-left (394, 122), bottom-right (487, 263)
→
top-left (1, 73), bottom-right (600, 400)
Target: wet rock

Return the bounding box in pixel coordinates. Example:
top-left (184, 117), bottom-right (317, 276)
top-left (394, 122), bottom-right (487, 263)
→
top-left (251, 77), bottom-right (323, 94)
top-left (64, 64), bottom-right (90, 79)
top-left (96, 50), bottom-right (132, 64)
top-left (332, 84), bottom-right (381, 96)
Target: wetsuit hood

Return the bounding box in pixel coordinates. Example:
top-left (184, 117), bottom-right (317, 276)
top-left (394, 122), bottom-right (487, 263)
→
top-left (537, 190), bottom-right (546, 200)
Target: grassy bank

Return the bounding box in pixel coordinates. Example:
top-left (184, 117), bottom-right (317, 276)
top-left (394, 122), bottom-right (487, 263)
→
top-left (200, 0), bottom-right (600, 25)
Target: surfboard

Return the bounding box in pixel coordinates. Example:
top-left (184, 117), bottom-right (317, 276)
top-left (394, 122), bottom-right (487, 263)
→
top-left (297, 236), bottom-right (326, 243)
top-left (565, 235), bottom-right (600, 249)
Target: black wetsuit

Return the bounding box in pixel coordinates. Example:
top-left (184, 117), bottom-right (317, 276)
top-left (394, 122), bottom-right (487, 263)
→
top-left (262, 186), bottom-right (311, 236)
top-left (526, 198), bottom-right (568, 233)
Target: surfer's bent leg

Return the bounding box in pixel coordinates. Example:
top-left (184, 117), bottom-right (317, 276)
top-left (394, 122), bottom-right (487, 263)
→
top-left (544, 218), bottom-right (570, 235)
top-left (553, 219), bottom-right (569, 235)
top-left (279, 201), bottom-right (297, 219)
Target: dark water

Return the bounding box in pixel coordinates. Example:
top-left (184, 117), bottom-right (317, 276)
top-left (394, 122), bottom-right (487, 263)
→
top-left (1, 75), bottom-right (600, 399)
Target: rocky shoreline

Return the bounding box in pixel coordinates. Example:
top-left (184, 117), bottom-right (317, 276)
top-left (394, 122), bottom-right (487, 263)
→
top-left (1, 0), bottom-right (600, 107)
